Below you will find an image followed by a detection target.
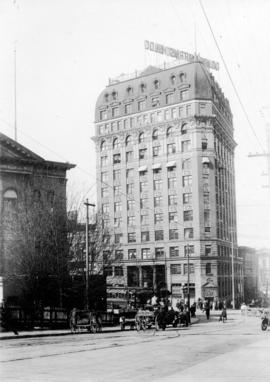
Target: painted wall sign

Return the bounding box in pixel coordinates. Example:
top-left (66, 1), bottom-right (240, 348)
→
top-left (145, 40), bottom-right (219, 71)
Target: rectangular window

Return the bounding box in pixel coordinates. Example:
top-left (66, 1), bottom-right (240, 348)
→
top-left (186, 105), bottom-right (191, 116)
top-left (166, 93), bottom-right (173, 104)
top-left (115, 250), bottom-right (123, 261)
top-left (141, 231), bottom-right (150, 242)
top-left (205, 245), bottom-right (212, 256)
top-left (139, 148), bottom-right (147, 160)
top-left (169, 229), bottom-right (179, 240)
top-left (184, 227), bottom-right (194, 239)
top-left (102, 218), bottom-right (110, 228)
top-left (153, 146), bottom-right (161, 157)
top-left (127, 199), bottom-right (135, 210)
top-left (101, 187), bottom-right (109, 198)
top-left (101, 171), bottom-right (108, 183)
top-left (167, 143), bottom-right (176, 154)
top-left (168, 177), bottom-right (177, 189)
top-left (138, 100), bottom-right (146, 111)
top-left (113, 153), bottom-right (121, 164)
top-left (165, 109), bottom-right (171, 120)
top-left (114, 266), bottom-right (124, 276)
top-left (127, 183), bottom-right (134, 195)
top-left (172, 108), bottom-right (177, 119)
top-left (114, 217), bottom-right (122, 227)
top-left (169, 211), bottom-right (178, 223)
top-left (180, 90), bottom-right (189, 101)
top-left (101, 156), bottom-right (108, 167)
top-left (126, 151), bottom-right (133, 162)
top-left (204, 193), bottom-right (210, 204)
top-left (128, 249), bottom-right (137, 259)
top-left (200, 103), bottom-right (206, 115)
top-left (104, 266), bottom-right (113, 276)
top-left (114, 185), bottom-right (121, 195)
top-left (204, 209), bottom-right (210, 225)
top-left (183, 175), bottom-right (192, 187)
top-left (155, 247), bottom-right (165, 259)
top-left (183, 193), bottom-right (192, 204)
top-left (202, 139), bottom-right (208, 150)
top-left (141, 248), bottom-right (151, 259)
top-left (154, 213), bottom-right (163, 224)
top-left (114, 202), bottom-right (122, 212)
top-left (100, 110), bottom-right (108, 120)
top-left (140, 181), bottom-right (148, 192)
top-left (102, 204), bottom-right (109, 214)
top-left (181, 140), bottom-right (191, 152)
top-left (154, 196), bottom-right (163, 207)
top-left (170, 247), bottom-right (179, 257)
top-left (168, 195), bottom-right (177, 206)
top-left (126, 168), bottom-right (134, 179)
top-left (127, 216), bottom-right (135, 226)
top-left (112, 107), bottom-right (119, 117)
top-left (125, 104), bottom-right (132, 114)
top-left (154, 179), bottom-right (162, 191)
top-left (128, 233), bottom-right (136, 243)
top-left (184, 263), bottom-right (194, 274)
top-left (114, 234), bottom-right (123, 244)
top-left (184, 245), bottom-right (195, 256)
top-left (157, 111), bottom-right (163, 122)
top-left (140, 198), bottom-right (148, 209)
top-left (155, 230), bottom-right (164, 240)
top-left (152, 97), bottom-right (159, 107)
top-left (183, 210), bottom-right (193, 221)
top-left (171, 264), bottom-right (181, 274)
top-left (205, 227), bottom-right (211, 234)
top-left (141, 214), bottom-right (149, 225)
top-left (113, 169), bottom-right (121, 181)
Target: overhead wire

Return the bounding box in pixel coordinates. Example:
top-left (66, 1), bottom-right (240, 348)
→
top-left (198, 0), bottom-right (266, 153)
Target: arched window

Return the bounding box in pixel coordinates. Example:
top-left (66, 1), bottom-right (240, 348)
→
top-left (140, 83), bottom-right (146, 93)
top-left (139, 132), bottom-right (145, 143)
top-left (206, 263), bottom-right (212, 275)
top-left (182, 158), bottom-right (191, 170)
top-left (112, 91), bottom-right (117, 100)
top-left (152, 129), bottom-right (159, 141)
top-left (3, 189), bottom-right (17, 212)
top-left (100, 140), bottom-right (106, 152)
top-left (167, 126), bottom-right (174, 137)
top-left (179, 72), bottom-right (186, 82)
top-left (181, 123), bottom-right (187, 135)
top-left (154, 79), bottom-right (160, 89)
top-left (127, 86), bottom-right (133, 96)
top-left (33, 189), bottom-right (41, 202)
top-left (104, 93), bottom-right (109, 102)
top-left (170, 75), bottom-right (176, 85)
top-left (113, 138), bottom-right (119, 149)
top-left (126, 135), bottom-right (132, 146)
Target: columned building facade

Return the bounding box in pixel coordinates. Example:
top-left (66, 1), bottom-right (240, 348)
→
top-left (94, 62), bottom-right (243, 307)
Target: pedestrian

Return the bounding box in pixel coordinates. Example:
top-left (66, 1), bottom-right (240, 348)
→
top-left (205, 301), bottom-right (210, 320)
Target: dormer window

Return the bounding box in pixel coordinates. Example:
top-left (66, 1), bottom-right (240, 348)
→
top-left (127, 86), bottom-right (133, 96)
top-left (104, 93), bottom-right (109, 102)
top-left (154, 79), bottom-right (160, 89)
top-left (170, 75), bottom-right (176, 85)
top-left (179, 72), bottom-right (186, 82)
top-left (112, 91), bottom-right (117, 100)
top-left (140, 83), bottom-right (146, 93)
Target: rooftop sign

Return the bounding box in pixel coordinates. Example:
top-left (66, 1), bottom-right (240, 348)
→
top-left (144, 40), bottom-right (219, 71)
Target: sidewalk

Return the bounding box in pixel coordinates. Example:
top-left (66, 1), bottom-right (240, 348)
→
top-left (0, 316), bottom-right (200, 341)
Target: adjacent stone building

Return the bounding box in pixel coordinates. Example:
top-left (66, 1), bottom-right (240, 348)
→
top-left (0, 132), bottom-right (75, 304)
top-left (94, 61), bottom-right (243, 307)
top-left (239, 246), bottom-right (259, 303)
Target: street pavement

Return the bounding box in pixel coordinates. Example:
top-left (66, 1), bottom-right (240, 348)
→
top-left (1, 310), bottom-right (269, 382)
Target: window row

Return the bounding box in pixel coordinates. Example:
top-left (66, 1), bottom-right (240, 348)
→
top-left (98, 103), bottom-right (195, 131)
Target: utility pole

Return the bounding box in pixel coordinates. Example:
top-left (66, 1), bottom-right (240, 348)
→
top-left (187, 244), bottom-right (191, 324)
top-left (84, 199), bottom-right (95, 310)
top-left (14, 42), bottom-right (17, 141)
top-left (231, 228), bottom-right (235, 309)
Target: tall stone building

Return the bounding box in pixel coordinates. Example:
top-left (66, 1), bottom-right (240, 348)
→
top-left (0, 132), bottom-right (75, 304)
top-left (94, 61), bottom-right (243, 307)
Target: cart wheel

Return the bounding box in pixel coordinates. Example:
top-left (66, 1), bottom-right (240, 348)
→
top-left (261, 322), bottom-right (268, 331)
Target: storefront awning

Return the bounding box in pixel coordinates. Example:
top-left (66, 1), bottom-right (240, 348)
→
top-left (138, 165), bottom-right (147, 172)
top-left (152, 163), bottom-right (161, 170)
top-left (166, 161), bottom-right (176, 167)
top-left (202, 157), bottom-right (210, 163)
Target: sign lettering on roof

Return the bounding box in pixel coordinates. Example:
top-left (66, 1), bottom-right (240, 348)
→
top-left (144, 40), bottom-right (219, 71)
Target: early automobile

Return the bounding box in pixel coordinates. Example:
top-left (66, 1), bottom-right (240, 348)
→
top-left (69, 309), bottom-right (102, 333)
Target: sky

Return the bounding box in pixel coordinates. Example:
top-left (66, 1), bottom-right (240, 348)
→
top-left (0, 0), bottom-right (270, 249)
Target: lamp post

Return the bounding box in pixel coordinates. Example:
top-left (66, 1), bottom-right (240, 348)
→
top-left (84, 199), bottom-right (95, 310)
